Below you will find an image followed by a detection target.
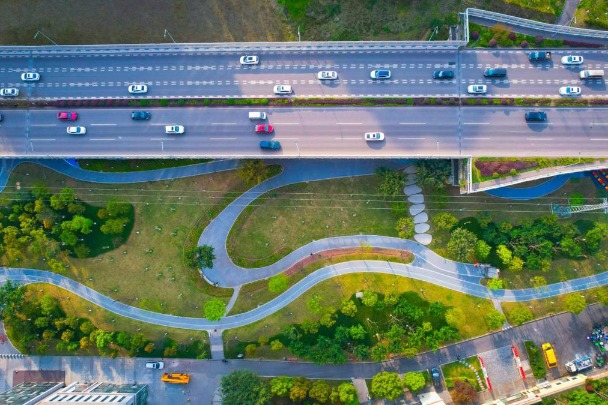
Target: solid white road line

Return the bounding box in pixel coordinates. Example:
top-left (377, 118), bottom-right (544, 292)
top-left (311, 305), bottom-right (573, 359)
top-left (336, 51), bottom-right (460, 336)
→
top-left (590, 138), bottom-right (608, 141)
top-left (462, 137), bottom-right (491, 140)
top-left (526, 138), bottom-right (554, 141)
top-left (30, 138), bottom-right (56, 141)
top-left (399, 122), bottom-right (426, 125)
top-left (398, 137), bottom-right (426, 140)
top-left (462, 122), bottom-right (490, 125)
top-left (150, 138), bottom-right (174, 141)
top-left (336, 122), bottom-right (362, 125)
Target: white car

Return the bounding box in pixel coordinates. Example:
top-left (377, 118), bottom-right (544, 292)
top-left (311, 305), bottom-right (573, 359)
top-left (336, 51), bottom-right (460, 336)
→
top-left (561, 55), bottom-right (584, 65)
top-left (364, 132), bottom-right (385, 142)
top-left (165, 125), bottom-right (185, 134)
top-left (21, 72), bottom-right (40, 81)
top-left (128, 84), bottom-right (148, 94)
top-left (273, 85), bottom-right (292, 95)
top-left (66, 126), bottom-right (86, 135)
top-left (0, 88), bottom-right (19, 97)
top-left (370, 70), bottom-right (391, 79)
top-left (467, 84), bottom-right (487, 94)
top-left (317, 71), bottom-right (338, 80)
top-left (145, 361), bottom-right (164, 369)
top-left (559, 86), bottom-right (581, 96)
top-left (240, 55), bottom-right (259, 65)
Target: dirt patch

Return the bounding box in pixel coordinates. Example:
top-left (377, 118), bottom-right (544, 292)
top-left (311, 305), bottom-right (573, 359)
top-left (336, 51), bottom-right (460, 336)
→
top-left (474, 160), bottom-right (538, 177)
top-left (285, 247), bottom-right (412, 276)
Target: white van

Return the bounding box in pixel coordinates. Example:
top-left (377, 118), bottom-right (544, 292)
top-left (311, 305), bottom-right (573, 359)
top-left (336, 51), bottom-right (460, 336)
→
top-left (580, 70), bottom-right (604, 79)
top-left (248, 112), bottom-right (267, 120)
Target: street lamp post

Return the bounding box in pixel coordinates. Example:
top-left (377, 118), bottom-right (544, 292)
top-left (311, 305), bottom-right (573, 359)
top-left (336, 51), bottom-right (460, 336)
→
top-left (34, 30), bottom-right (58, 46)
top-left (164, 29), bottom-right (176, 44)
top-left (297, 26), bottom-right (301, 42)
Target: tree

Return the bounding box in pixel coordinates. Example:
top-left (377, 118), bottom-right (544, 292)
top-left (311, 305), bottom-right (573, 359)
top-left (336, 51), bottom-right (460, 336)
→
top-left (396, 217), bottom-right (415, 239)
top-left (376, 167), bottom-right (406, 196)
top-left (475, 240), bottom-right (491, 261)
top-left (270, 340), bottom-right (284, 350)
top-left (80, 321), bottom-right (96, 335)
top-left (416, 160), bottom-right (451, 190)
top-left (319, 307), bottom-right (337, 328)
top-left (564, 294), bottom-right (587, 314)
top-left (560, 237), bottom-right (583, 258)
top-left (371, 371), bottom-right (403, 400)
top-left (185, 245), bottom-right (215, 269)
top-left (290, 377), bottom-right (312, 401)
top-left (402, 371), bottom-right (426, 393)
top-left (340, 299), bottom-right (358, 317)
top-left (371, 344), bottom-right (389, 362)
top-left (509, 256), bottom-right (524, 272)
top-left (61, 329), bottom-right (75, 343)
top-left (100, 217), bottom-right (129, 235)
top-left (531, 276), bottom-right (547, 288)
top-left (238, 160), bottom-right (270, 186)
top-left (268, 273), bottom-right (288, 293)
top-left (40, 294), bottom-right (60, 316)
top-left (485, 309), bottom-right (506, 329)
top-left (350, 324), bottom-right (367, 340)
top-left (309, 380), bottom-right (331, 404)
top-left (0, 280), bottom-right (25, 319)
top-left (98, 198), bottom-right (131, 219)
top-left (452, 380), bottom-right (478, 405)
top-left (487, 278), bottom-right (504, 290)
top-left (445, 308), bottom-right (464, 328)
top-left (433, 212), bottom-right (458, 231)
top-left (337, 382), bottom-right (358, 405)
top-left (61, 215), bottom-right (93, 235)
top-left (384, 291), bottom-right (400, 305)
top-left (220, 370), bottom-right (271, 405)
top-left (496, 244), bottom-right (512, 266)
top-left (447, 228), bottom-right (478, 262)
top-left (362, 290), bottom-right (378, 307)
top-left (509, 306), bottom-right (533, 326)
top-left (270, 376), bottom-right (294, 397)
top-left (204, 298), bottom-right (226, 321)
top-left (307, 295), bottom-right (323, 314)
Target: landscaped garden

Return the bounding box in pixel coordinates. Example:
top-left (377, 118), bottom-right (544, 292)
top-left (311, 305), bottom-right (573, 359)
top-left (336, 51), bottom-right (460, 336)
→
top-left (77, 159), bottom-right (211, 173)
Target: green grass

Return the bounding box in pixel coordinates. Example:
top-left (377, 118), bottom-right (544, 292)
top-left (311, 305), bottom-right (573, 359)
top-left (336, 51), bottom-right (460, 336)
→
top-left (77, 159), bottom-right (211, 173)
top-left (576, 0), bottom-right (608, 30)
top-left (228, 249), bottom-right (414, 315)
top-left (442, 356), bottom-right (486, 391)
top-left (227, 176), bottom-right (404, 268)
top-left (15, 284), bottom-right (210, 357)
top-left (524, 340), bottom-right (547, 379)
top-left (224, 272), bottom-right (496, 359)
top-left (471, 157), bottom-right (598, 183)
top-left (468, 22), bottom-right (564, 48)
top-left (5, 163), bottom-right (243, 317)
top-left (502, 0), bottom-right (566, 16)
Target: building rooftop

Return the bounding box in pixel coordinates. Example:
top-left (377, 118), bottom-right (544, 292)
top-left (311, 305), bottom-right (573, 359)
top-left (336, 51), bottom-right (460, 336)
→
top-left (0, 382), bottom-right (64, 405)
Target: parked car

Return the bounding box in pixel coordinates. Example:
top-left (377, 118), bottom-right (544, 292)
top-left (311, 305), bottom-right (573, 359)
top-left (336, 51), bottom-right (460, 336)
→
top-left (0, 88), bottom-right (19, 97)
top-left (165, 125), bottom-right (185, 134)
top-left (561, 55), bottom-right (584, 65)
top-left (483, 68), bottom-right (507, 77)
top-left (273, 85), bottom-right (292, 95)
top-left (433, 70), bottom-right (454, 80)
top-left (559, 86), bottom-right (581, 96)
top-left (467, 84), bottom-right (487, 94)
top-left (364, 132), bottom-right (384, 142)
top-left (525, 111), bottom-right (547, 122)
top-left (21, 72), bottom-right (40, 81)
top-left (317, 71), bottom-right (338, 80)
top-left (260, 140), bottom-right (281, 150)
top-left (370, 70), bottom-right (391, 79)
top-left (128, 84), bottom-right (148, 94)
top-left (248, 112), bottom-right (267, 120)
top-left (431, 368), bottom-right (441, 388)
top-left (66, 126), bottom-right (86, 135)
top-left (131, 111), bottom-right (151, 120)
top-left (255, 124), bottom-right (274, 134)
top-left (240, 55), bottom-right (259, 65)
top-left (57, 112), bottom-right (78, 120)
top-left (146, 361), bottom-right (164, 369)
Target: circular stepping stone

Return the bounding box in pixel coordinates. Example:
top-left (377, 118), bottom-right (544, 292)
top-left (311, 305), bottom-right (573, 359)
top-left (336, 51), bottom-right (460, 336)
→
top-left (404, 165), bottom-right (417, 175)
top-left (413, 212), bottom-right (428, 224)
top-left (403, 184), bottom-right (422, 196)
top-left (408, 194), bottom-right (424, 204)
top-left (415, 223), bottom-right (430, 233)
top-left (404, 177), bottom-right (417, 186)
top-left (409, 203), bottom-right (425, 216)
top-left (414, 233), bottom-right (433, 245)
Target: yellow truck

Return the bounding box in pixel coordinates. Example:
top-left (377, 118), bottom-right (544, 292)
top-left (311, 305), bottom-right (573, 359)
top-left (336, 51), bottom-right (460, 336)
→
top-left (161, 373), bottom-right (190, 384)
top-left (542, 343), bottom-right (558, 368)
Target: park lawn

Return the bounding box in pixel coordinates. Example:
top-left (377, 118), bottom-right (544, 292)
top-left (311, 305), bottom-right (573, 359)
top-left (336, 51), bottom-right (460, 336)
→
top-left (5, 162), bottom-right (240, 317)
top-left (227, 175), bottom-right (403, 268)
top-left (223, 273), bottom-right (496, 359)
top-left (501, 286), bottom-right (608, 325)
top-left (442, 356), bottom-right (487, 391)
top-left (426, 177), bottom-right (608, 289)
top-left (18, 284), bottom-right (209, 357)
top-left (228, 249), bottom-right (415, 315)
top-left (501, 0), bottom-right (566, 16)
top-left (77, 159), bottom-right (211, 173)
top-left (576, 0), bottom-right (608, 30)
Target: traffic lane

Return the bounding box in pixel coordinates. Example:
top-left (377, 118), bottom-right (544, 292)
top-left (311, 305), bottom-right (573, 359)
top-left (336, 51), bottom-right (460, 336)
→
top-left (0, 110), bottom-right (28, 156)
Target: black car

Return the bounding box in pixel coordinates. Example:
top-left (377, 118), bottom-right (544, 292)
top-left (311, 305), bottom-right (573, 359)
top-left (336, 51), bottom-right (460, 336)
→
top-left (525, 111), bottom-right (547, 122)
top-left (431, 368), bottom-right (441, 388)
top-left (483, 68), bottom-right (507, 77)
top-left (131, 111), bottom-right (151, 120)
top-left (433, 70), bottom-right (454, 80)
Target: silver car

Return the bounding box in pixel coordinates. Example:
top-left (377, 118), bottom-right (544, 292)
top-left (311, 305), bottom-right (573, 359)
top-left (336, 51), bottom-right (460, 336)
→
top-left (365, 132), bottom-right (385, 142)
top-left (21, 72), bottom-right (41, 81)
top-left (559, 86), bottom-right (581, 96)
top-left (67, 126), bottom-right (87, 135)
top-left (0, 88), bottom-right (19, 97)
top-left (128, 84), bottom-right (148, 94)
top-left (467, 85), bottom-right (487, 94)
top-left (240, 55), bottom-right (259, 65)
top-left (165, 125), bottom-right (185, 134)
top-left (317, 71), bottom-right (338, 80)
top-left (273, 85), bottom-right (292, 95)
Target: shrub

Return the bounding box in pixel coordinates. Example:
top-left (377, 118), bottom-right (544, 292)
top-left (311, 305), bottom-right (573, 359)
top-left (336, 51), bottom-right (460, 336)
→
top-left (470, 31), bottom-right (479, 40)
top-left (520, 40), bottom-right (529, 48)
top-left (524, 341), bottom-right (547, 379)
top-left (488, 39), bottom-right (497, 47)
top-left (534, 35), bottom-right (543, 44)
top-left (508, 32), bottom-right (516, 41)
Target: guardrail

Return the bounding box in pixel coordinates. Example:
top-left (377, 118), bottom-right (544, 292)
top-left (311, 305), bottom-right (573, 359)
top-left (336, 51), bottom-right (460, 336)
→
top-left (466, 8), bottom-right (608, 42)
top-left (0, 40), bottom-right (465, 56)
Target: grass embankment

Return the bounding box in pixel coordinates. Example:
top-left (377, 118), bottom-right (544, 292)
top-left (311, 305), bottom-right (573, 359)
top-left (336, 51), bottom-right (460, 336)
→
top-left (6, 163), bottom-right (246, 317)
top-left (227, 176), bottom-right (403, 268)
top-left (78, 159), bottom-right (211, 173)
top-left (229, 248), bottom-right (415, 315)
top-left (471, 157), bottom-right (599, 183)
top-left (575, 0), bottom-right (608, 30)
top-left (427, 177), bottom-right (608, 289)
top-left (442, 356), bottom-right (487, 390)
top-left (224, 273), bottom-right (496, 359)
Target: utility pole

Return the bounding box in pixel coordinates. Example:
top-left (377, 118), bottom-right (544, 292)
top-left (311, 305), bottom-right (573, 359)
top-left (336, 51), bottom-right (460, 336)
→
top-left (163, 29), bottom-right (176, 44)
top-left (34, 30), bottom-right (57, 46)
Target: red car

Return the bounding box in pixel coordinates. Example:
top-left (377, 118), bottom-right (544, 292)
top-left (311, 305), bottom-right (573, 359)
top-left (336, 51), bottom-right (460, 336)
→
top-left (255, 124), bottom-right (274, 134)
top-left (57, 112), bottom-right (78, 120)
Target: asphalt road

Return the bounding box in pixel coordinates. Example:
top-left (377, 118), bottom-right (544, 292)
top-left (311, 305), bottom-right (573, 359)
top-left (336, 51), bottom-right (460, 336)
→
top-left (0, 48), bottom-right (606, 99)
top-left (1, 106), bottom-right (607, 158)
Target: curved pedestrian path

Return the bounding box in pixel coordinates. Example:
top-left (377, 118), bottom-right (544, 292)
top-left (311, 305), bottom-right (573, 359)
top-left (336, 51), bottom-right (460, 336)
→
top-left (0, 158), bottom-right (605, 332)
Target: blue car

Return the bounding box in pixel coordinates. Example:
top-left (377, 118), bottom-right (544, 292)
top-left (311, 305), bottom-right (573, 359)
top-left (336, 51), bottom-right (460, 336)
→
top-left (260, 140), bottom-right (281, 150)
top-left (131, 111), bottom-right (151, 120)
